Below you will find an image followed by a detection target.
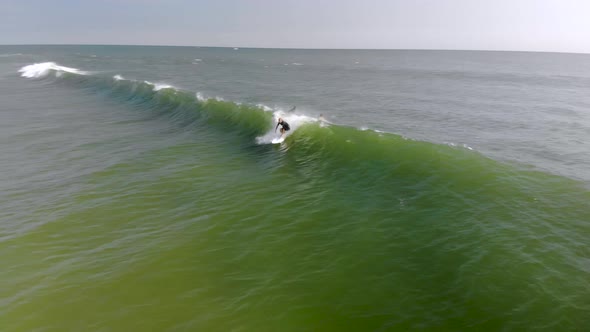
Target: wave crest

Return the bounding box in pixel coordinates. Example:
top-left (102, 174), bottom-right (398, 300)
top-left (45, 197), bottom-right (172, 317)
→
top-left (18, 62), bottom-right (88, 79)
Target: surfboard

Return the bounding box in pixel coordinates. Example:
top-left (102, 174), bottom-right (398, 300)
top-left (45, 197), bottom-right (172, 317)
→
top-left (271, 137), bottom-right (285, 144)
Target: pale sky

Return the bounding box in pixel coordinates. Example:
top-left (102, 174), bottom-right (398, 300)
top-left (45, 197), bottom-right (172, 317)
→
top-left (1, 0), bottom-right (589, 53)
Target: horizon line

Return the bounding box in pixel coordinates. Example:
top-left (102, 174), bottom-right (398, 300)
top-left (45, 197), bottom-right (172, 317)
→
top-left (1, 43), bottom-right (589, 56)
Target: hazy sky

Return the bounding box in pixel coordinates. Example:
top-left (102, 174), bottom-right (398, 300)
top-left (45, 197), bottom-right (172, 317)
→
top-left (1, 0), bottom-right (589, 53)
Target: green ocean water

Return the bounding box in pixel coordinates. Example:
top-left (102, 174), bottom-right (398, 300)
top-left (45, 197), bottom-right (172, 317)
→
top-left (1, 46), bottom-right (590, 331)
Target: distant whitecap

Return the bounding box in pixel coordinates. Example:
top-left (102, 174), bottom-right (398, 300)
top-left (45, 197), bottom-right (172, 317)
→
top-left (18, 62), bottom-right (88, 78)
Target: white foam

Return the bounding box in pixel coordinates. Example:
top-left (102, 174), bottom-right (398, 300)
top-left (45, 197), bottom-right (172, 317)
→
top-left (291, 62), bottom-right (303, 66)
top-left (196, 92), bottom-right (207, 102)
top-left (256, 103), bottom-right (274, 112)
top-left (18, 62), bottom-right (88, 78)
top-left (446, 142), bottom-right (474, 151)
top-left (194, 92), bottom-right (224, 102)
top-left (144, 80), bottom-right (175, 91)
top-left (113, 74), bottom-right (124, 81)
top-left (256, 108), bottom-right (316, 144)
top-left (153, 83), bottom-right (174, 91)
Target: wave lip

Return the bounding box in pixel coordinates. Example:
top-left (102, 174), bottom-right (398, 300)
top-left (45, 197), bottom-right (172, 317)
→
top-left (144, 80), bottom-right (176, 91)
top-left (0, 53), bottom-right (23, 57)
top-left (18, 62), bottom-right (88, 78)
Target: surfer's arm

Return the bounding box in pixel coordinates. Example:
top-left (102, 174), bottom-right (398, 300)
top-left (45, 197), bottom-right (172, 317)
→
top-left (275, 123), bottom-right (280, 132)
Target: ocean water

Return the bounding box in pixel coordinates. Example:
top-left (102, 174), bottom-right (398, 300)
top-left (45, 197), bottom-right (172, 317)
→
top-left (1, 45), bottom-right (589, 331)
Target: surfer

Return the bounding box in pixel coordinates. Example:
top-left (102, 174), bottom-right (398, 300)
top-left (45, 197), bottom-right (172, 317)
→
top-left (275, 118), bottom-right (290, 136)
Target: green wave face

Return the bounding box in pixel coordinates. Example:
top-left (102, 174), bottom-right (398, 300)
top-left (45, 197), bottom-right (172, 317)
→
top-left (51, 71), bottom-right (275, 138)
top-left (277, 124), bottom-right (590, 330)
top-left (6, 62), bottom-right (590, 331)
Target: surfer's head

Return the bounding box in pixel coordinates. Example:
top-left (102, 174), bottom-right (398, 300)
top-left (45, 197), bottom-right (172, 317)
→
top-left (278, 118), bottom-right (283, 123)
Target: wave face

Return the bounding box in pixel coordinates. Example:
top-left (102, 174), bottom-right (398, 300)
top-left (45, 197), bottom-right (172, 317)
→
top-left (19, 62), bottom-right (277, 137)
top-left (18, 62), bottom-right (321, 142)
top-left (5, 57), bottom-right (590, 331)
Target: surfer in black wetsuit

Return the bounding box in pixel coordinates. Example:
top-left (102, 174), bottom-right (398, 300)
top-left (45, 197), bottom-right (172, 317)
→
top-left (275, 118), bottom-right (290, 136)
